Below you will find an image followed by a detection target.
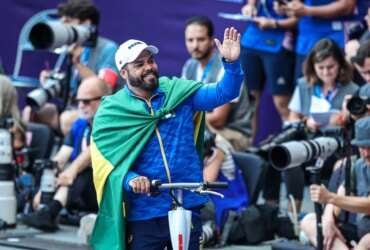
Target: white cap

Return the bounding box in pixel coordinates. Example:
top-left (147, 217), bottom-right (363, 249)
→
top-left (115, 39), bottom-right (159, 70)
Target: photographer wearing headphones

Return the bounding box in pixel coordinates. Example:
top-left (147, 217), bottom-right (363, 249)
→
top-left (51, 0), bottom-right (118, 91)
top-left (300, 116), bottom-right (370, 250)
top-left (23, 0), bottom-right (118, 134)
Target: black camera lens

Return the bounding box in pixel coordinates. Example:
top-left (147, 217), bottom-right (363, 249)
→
top-left (347, 96), bottom-right (368, 116)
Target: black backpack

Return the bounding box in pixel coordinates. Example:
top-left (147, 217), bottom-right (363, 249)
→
top-left (228, 204), bottom-right (278, 245)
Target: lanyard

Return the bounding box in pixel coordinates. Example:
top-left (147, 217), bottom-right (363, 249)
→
top-left (313, 84), bottom-right (338, 103)
top-left (80, 47), bottom-right (91, 65)
top-left (81, 125), bottom-right (90, 152)
top-left (70, 47), bottom-right (92, 93)
top-left (200, 56), bottom-right (216, 82)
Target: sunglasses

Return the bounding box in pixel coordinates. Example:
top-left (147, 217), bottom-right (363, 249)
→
top-left (75, 96), bottom-right (102, 105)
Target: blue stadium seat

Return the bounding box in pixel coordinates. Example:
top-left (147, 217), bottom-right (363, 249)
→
top-left (232, 152), bottom-right (266, 204)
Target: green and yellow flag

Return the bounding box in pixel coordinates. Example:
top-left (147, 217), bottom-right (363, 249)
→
top-left (90, 77), bottom-right (203, 250)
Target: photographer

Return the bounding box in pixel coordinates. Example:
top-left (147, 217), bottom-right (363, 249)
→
top-left (300, 117), bottom-right (370, 250)
top-left (336, 41), bottom-right (370, 126)
top-left (289, 39), bottom-right (358, 129)
top-left (202, 130), bottom-right (248, 234)
top-left (22, 76), bottom-right (111, 231)
top-left (51, 0), bottom-right (118, 91)
top-left (23, 0), bottom-right (118, 134)
top-left (266, 39), bottom-right (358, 213)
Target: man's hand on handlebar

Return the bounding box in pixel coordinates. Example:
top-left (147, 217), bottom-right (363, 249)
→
top-left (129, 176), bottom-right (151, 193)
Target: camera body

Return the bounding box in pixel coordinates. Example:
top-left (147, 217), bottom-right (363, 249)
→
top-left (248, 122), bottom-right (308, 160)
top-left (26, 71), bottom-right (67, 110)
top-left (0, 117), bottom-right (14, 179)
top-left (347, 96), bottom-right (370, 116)
top-left (348, 20), bottom-right (368, 40)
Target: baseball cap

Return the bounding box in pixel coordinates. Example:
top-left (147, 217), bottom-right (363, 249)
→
top-left (115, 39), bottom-right (159, 70)
top-left (351, 116), bottom-right (370, 147)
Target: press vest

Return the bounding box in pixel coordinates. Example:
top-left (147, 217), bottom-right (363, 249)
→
top-left (296, 77), bottom-right (358, 116)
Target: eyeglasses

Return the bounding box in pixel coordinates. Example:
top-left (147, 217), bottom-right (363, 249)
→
top-left (75, 96), bottom-right (102, 105)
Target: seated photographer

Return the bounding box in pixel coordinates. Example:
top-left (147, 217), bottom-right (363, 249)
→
top-left (23, 0), bottom-right (118, 135)
top-left (300, 116), bottom-right (370, 250)
top-left (274, 39), bottom-right (359, 213)
top-left (202, 130), bottom-right (248, 243)
top-left (22, 76), bottom-right (111, 231)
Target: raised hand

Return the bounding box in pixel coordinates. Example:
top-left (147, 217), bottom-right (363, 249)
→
top-left (214, 27), bottom-right (241, 62)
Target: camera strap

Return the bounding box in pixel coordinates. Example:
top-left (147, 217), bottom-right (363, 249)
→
top-left (70, 48), bottom-right (92, 93)
top-left (313, 84), bottom-right (338, 103)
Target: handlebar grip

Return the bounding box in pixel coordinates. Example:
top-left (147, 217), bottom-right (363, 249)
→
top-left (206, 182), bottom-right (228, 189)
top-left (149, 179), bottom-right (161, 195)
top-left (150, 179), bottom-right (162, 187)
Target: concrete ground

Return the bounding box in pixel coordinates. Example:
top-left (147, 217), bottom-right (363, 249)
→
top-left (0, 184), bottom-right (315, 250)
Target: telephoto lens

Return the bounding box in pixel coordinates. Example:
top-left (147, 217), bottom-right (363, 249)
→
top-left (269, 137), bottom-right (341, 170)
top-left (29, 21), bottom-right (96, 50)
top-left (34, 159), bottom-right (57, 207)
top-left (0, 118), bottom-right (17, 227)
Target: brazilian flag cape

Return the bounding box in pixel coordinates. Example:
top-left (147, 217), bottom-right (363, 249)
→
top-left (90, 76), bottom-right (204, 250)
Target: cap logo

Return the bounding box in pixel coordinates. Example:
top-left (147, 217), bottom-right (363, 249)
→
top-left (128, 41), bottom-right (143, 49)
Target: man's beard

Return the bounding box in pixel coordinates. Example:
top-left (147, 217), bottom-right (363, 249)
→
top-left (192, 46), bottom-right (213, 61)
top-left (128, 69), bottom-right (159, 92)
